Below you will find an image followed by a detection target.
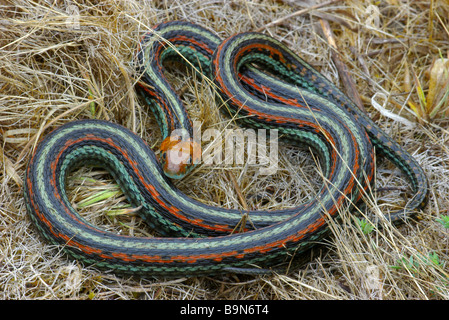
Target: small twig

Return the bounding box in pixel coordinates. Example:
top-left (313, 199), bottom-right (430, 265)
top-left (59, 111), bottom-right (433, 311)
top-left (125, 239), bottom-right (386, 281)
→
top-left (319, 18), bottom-right (366, 113)
top-left (255, 0), bottom-right (345, 32)
top-left (227, 171), bottom-right (249, 212)
top-left (226, 171), bottom-right (259, 233)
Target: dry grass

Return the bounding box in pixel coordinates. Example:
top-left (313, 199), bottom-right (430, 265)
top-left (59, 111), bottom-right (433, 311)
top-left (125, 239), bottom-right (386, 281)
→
top-left (1, 0), bottom-right (449, 300)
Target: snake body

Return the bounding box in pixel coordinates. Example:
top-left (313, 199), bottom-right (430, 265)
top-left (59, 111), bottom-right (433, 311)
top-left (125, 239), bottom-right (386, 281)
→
top-left (23, 21), bottom-right (428, 276)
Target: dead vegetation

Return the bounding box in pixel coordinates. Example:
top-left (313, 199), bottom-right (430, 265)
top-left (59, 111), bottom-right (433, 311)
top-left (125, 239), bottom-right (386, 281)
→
top-left (1, 0), bottom-right (449, 300)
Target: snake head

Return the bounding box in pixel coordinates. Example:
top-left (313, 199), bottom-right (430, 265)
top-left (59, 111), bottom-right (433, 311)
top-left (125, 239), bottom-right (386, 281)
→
top-left (159, 135), bottom-right (201, 179)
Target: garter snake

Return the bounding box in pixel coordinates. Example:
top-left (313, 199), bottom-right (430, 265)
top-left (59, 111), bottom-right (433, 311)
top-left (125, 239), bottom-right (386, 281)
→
top-left (23, 21), bottom-right (428, 276)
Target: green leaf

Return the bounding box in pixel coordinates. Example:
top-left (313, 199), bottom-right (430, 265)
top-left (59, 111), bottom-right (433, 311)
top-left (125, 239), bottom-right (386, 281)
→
top-left (436, 215), bottom-right (449, 229)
